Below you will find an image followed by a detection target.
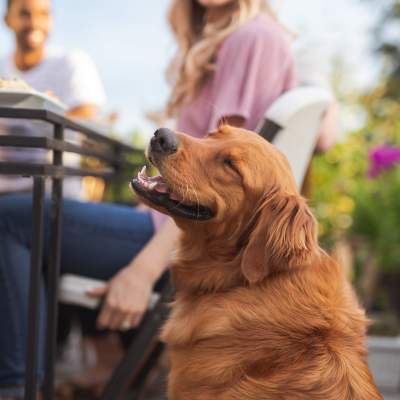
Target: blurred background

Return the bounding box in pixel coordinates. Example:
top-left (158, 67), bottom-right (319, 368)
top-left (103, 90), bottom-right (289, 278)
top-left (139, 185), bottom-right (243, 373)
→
top-left (0, 0), bottom-right (381, 136)
top-left (2, 0), bottom-right (400, 398)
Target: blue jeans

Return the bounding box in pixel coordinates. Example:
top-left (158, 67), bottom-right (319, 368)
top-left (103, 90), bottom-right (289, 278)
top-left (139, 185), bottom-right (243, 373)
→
top-left (0, 194), bottom-right (154, 396)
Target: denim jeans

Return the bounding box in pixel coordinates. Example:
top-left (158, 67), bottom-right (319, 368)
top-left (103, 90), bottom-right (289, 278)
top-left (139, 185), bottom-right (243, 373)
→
top-left (0, 194), bottom-right (154, 396)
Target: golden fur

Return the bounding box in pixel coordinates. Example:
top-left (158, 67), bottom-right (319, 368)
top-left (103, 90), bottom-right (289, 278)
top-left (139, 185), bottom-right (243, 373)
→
top-left (149, 126), bottom-right (382, 399)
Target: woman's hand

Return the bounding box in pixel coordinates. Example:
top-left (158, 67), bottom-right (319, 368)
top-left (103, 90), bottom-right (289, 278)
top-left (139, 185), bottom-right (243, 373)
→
top-left (87, 218), bottom-right (180, 332)
top-left (87, 264), bottom-right (154, 331)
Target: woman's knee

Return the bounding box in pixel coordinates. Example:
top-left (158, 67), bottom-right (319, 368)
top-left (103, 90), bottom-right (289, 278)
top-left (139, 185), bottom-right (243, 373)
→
top-left (0, 194), bottom-right (34, 232)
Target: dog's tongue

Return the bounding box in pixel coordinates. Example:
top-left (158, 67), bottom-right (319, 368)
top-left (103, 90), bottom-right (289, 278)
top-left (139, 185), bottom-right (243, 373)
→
top-left (154, 183), bottom-right (169, 193)
top-left (169, 192), bottom-right (180, 201)
top-left (137, 165), bottom-right (182, 201)
top-left (138, 165), bottom-right (178, 196)
top-left (155, 183), bottom-right (180, 201)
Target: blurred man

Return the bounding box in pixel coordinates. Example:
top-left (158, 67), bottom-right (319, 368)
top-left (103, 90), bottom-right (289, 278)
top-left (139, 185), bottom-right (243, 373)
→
top-left (0, 0), bottom-right (106, 197)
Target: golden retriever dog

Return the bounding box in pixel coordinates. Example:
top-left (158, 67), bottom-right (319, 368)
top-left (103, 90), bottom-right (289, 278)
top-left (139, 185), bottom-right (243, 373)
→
top-left (131, 125), bottom-right (382, 400)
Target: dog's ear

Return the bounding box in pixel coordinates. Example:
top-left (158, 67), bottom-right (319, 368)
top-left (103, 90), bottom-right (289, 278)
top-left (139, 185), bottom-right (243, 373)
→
top-left (241, 192), bottom-right (318, 284)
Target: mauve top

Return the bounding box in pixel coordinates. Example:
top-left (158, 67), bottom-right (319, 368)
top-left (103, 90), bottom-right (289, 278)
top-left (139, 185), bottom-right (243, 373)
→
top-left (152, 14), bottom-right (297, 229)
top-left (177, 14), bottom-right (297, 136)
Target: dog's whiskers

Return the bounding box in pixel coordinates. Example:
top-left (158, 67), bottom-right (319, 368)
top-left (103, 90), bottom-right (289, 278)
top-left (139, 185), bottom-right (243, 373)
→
top-left (162, 167), bottom-right (203, 219)
top-left (166, 168), bottom-right (192, 211)
top-left (188, 176), bottom-right (201, 219)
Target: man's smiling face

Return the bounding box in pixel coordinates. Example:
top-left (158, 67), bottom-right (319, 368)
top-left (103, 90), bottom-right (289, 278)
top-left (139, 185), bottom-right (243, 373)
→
top-left (5, 0), bottom-right (52, 52)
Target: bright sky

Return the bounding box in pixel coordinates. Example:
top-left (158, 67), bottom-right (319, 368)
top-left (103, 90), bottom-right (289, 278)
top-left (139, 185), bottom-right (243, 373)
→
top-left (0, 0), bottom-right (381, 136)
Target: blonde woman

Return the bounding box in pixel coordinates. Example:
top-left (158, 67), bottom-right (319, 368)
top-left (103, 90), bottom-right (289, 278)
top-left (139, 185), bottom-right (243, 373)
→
top-left (0, 1), bottom-right (296, 396)
top-left (167, 0), bottom-right (296, 134)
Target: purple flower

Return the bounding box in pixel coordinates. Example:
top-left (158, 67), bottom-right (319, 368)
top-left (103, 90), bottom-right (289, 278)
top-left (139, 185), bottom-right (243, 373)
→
top-left (368, 145), bottom-right (400, 178)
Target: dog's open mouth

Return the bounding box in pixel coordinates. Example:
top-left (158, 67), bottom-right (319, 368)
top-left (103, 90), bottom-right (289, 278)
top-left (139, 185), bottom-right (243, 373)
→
top-left (130, 166), bottom-right (214, 220)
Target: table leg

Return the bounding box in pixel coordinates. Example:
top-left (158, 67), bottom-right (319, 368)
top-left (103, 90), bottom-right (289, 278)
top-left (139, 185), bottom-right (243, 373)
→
top-left (43, 124), bottom-right (64, 400)
top-left (43, 177), bottom-right (63, 400)
top-left (24, 177), bottom-right (45, 400)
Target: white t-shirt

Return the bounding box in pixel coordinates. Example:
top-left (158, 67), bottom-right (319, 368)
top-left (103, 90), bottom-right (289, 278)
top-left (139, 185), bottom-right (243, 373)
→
top-left (0, 47), bottom-right (107, 197)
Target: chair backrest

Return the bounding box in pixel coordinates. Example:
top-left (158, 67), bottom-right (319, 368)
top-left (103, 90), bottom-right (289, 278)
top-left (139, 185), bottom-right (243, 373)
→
top-left (257, 86), bottom-right (333, 189)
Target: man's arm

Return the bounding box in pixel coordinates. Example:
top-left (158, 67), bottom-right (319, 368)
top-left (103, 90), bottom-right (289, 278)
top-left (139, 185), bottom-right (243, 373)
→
top-left (66, 103), bottom-right (100, 120)
top-left (62, 50), bottom-right (107, 120)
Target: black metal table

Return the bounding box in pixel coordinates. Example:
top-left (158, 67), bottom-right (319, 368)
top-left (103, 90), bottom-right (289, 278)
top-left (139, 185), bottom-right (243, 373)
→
top-left (0, 106), bottom-right (143, 400)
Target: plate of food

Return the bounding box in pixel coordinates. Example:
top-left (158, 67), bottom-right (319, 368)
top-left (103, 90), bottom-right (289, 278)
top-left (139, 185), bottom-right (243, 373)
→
top-left (0, 78), bottom-right (67, 114)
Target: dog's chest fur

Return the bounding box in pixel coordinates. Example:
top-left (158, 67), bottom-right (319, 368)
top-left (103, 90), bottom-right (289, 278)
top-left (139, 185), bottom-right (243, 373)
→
top-left (161, 266), bottom-right (381, 400)
top-left (161, 293), bottom-right (252, 399)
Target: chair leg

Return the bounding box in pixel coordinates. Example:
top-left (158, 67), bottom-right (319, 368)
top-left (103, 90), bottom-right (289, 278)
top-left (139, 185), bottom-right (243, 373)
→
top-left (132, 341), bottom-right (166, 400)
top-left (99, 284), bottom-right (172, 400)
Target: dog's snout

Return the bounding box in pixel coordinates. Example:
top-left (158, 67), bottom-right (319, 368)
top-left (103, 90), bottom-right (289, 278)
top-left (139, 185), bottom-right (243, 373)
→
top-left (151, 128), bottom-right (179, 155)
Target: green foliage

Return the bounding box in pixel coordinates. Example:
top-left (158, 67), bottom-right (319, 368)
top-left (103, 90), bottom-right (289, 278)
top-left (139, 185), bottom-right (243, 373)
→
top-left (104, 130), bottom-right (147, 205)
top-left (310, 132), bottom-right (366, 248)
top-left (351, 165), bottom-right (400, 272)
top-left (310, 88), bottom-right (400, 272)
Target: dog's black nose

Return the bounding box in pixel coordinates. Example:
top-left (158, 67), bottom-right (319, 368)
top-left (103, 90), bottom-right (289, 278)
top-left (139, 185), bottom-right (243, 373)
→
top-left (150, 128), bottom-right (179, 155)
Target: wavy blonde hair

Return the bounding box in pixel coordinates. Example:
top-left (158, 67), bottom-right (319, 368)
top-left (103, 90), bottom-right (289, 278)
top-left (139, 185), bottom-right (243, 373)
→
top-left (166, 0), bottom-right (277, 117)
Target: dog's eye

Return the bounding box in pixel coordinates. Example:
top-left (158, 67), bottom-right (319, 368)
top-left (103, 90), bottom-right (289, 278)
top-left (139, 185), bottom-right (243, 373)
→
top-left (223, 157), bottom-right (240, 176)
top-left (223, 157), bottom-right (233, 167)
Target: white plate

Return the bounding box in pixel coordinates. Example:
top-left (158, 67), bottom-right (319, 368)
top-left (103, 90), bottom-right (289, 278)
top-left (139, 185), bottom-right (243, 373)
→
top-left (0, 88), bottom-right (67, 114)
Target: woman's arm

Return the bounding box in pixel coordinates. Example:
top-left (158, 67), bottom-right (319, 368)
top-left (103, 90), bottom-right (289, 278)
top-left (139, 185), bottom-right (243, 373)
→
top-left (315, 101), bottom-right (338, 153)
top-left (88, 217), bottom-right (179, 331)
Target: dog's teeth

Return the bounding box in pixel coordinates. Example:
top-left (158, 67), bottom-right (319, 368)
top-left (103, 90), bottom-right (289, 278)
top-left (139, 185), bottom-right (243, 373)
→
top-left (140, 166), bottom-right (146, 176)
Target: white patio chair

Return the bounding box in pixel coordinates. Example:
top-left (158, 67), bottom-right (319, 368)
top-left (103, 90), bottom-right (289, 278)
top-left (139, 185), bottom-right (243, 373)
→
top-left (257, 86), bottom-right (333, 189)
